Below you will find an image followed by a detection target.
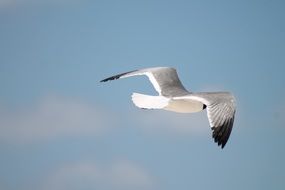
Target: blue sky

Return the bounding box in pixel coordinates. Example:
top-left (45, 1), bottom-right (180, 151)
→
top-left (0, 0), bottom-right (285, 190)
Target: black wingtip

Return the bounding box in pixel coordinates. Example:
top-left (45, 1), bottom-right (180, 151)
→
top-left (100, 79), bottom-right (107, 82)
top-left (100, 77), bottom-right (113, 82)
top-left (100, 74), bottom-right (122, 83)
top-left (100, 70), bottom-right (138, 83)
top-left (211, 118), bottom-right (234, 149)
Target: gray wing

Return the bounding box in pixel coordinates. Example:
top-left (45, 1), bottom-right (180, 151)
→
top-left (174, 92), bottom-right (236, 148)
top-left (100, 67), bottom-right (189, 97)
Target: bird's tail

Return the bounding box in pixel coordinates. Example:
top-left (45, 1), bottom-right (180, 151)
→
top-left (131, 93), bottom-right (169, 109)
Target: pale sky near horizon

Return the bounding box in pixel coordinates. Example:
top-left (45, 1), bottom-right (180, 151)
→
top-left (0, 0), bottom-right (285, 190)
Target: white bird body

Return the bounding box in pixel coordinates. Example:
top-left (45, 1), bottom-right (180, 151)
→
top-left (101, 67), bottom-right (236, 148)
top-left (165, 98), bottom-right (205, 113)
top-left (132, 93), bottom-right (204, 113)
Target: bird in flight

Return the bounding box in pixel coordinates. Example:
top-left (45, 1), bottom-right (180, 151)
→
top-left (100, 67), bottom-right (236, 148)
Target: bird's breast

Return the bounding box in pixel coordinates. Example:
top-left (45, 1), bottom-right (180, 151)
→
top-left (163, 99), bottom-right (204, 113)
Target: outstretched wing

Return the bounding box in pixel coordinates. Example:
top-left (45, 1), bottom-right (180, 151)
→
top-left (174, 92), bottom-right (236, 148)
top-left (100, 67), bottom-right (189, 96)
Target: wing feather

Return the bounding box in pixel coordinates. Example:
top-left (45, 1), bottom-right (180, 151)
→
top-left (174, 92), bottom-right (236, 148)
top-left (100, 67), bottom-right (189, 96)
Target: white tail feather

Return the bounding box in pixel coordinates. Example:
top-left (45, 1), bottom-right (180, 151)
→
top-left (131, 93), bottom-right (169, 109)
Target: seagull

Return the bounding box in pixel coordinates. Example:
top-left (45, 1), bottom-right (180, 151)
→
top-left (100, 67), bottom-right (236, 148)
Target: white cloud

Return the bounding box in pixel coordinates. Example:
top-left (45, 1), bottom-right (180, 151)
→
top-left (42, 160), bottom-right (154, 190)
top-left (0, 95), bottom-right (112, 143)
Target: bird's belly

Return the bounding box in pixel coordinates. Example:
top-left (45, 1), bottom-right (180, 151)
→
top-left (164, 99), bottom-right (204, 113)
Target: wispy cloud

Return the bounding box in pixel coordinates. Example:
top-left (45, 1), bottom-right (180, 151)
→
top-left (42, 160), bottom-right (154, 190)
top-left (0, 92), bottom-right (215, 145)
top-left (133, 110), bottom-right (209, 136)
top-left (0, 95), bottom-right (112, 144)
